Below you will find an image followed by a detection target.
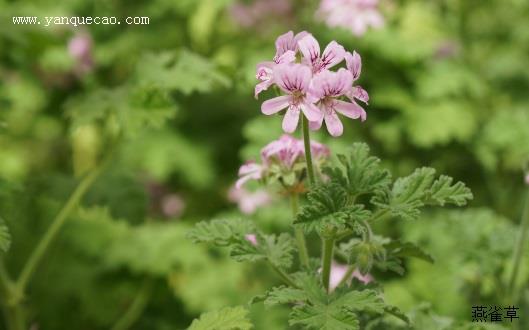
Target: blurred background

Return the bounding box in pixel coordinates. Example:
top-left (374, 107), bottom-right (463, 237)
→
top-left (1, 0), bottom-right (529, 329)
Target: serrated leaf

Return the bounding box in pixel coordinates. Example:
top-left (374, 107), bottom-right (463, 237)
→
top-left (264, 276), bottom-right (386, 330)
top-left (0, 217), bottom-right (10, 253)
top-left (372, 167), bottom-right (471, 221)
top-left (188, 306), bottom-right (253, 330)
top-left (189, 219), bottom-right (294, 268)
top-left (383, 305), bottom-right (410, 324)
top-left (425, 175), bottom-right (473, 206)
top-left (66, 85), bottom-right (176, 137)
top-left (136, 50), bottom-right (230, 95)
top-left (385, 240), bottom-right (434, 263)
top-left (187, 218), bottom-right (256, 246)
top-left (295, 183), bottom-right (371, 234)
top-left (231, 233), bottom-right (295, 269)
top-left (325, 143), bottom-right (391, 197)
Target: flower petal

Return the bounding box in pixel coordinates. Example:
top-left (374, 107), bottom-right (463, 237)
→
top-left (321, 41), bottom-right (345, 69)
top-left (275, 31), bottom-right (295, 58)
top-left (275, 64), bottom-right (312, 93)
top-left (255, 79), bottom-right (274, 98)
top-left (298, 34), bottom-right (320, 65)
top-left (276, 50), bottom-right (296, 64)
top-left (334, 100), bottom-right (367, 121)
top-left (301, 102), bottom-right (323, 122)
top-left (345, 51), bottom-right (362, 80)
top-left (282, 106), bottom-right (301, 133)
top-left (261, 95), bottom-right (291, 115)
top-left (324, 109), bottom-right (343, 137)
top-left (350, 86), bottom-right (369, 104)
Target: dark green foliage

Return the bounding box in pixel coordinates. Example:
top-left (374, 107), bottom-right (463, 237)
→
top-left (263, 275), bottom-right (404, 330)
top-left (294, 183), bottom-right (371, 235)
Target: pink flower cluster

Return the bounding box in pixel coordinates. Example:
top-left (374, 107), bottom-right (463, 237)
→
top-left (316, 0), bottom-right (384, 36)
top-left (256, 31), bottom-right (368, 137)
top-left (228, 187), bottom-right (272, 215)
top-left (236, 134), bottom-right (329, 189)
top-left (229, 0), bottom-right (292, 28)
top-left (68, 33), bottom-right (94, 75)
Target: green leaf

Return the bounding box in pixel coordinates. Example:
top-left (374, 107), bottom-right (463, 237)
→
top-left (188, 306), bottom-right (253, 330)
top-left (264, 276), bottom-right (386, 330)
top-left (66, 86), bottom-right (177, 138)
top-left (231, 233), bottom-right (295, 269)
top-left (325, 143), bottom-right (392, 197)
top-left (425, 175), bottom-right (473, 207)
top-left (372, 167), bottom-right (472, 221)
top-left (384, 240), bottom-right (434, 263)
top-left (0, 217), bottom-right (10, 253)
top-left (295, 183), bottom-right (371, 234)
top-left (187, 218), bottom-right (256, 246)
top-left (136, 50), bottom-right (230, 95)
top-left (189, 219), bottom-right (294, 268)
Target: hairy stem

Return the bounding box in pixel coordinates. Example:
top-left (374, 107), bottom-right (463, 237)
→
top-left (321, 236), bottom-right (335, 292)
top-left (111, 278), bottom-right (154, 330)
top-left (291, 194), bottom-right (310, 269)
top-left (302, 116), bottom-right (316, 186)
top-left (14, 161), bottom-right (107, 301)
top-left (269, 262), bottom-right (299, 288)
top-left (509, 190), bottom-right (529, 297)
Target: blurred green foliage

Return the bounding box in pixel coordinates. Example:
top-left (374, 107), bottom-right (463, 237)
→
top-left (0, 0), bottom-right (528, 329)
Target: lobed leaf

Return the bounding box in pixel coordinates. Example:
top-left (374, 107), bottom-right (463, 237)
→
top-left (325, 143), bottom-right (392, 197)
top-left (372, 167), bottom-right (472, 221)
top-left (188, 306), bottom-right (253, 330)
top-left (295, 183), bottom-right (371, 234)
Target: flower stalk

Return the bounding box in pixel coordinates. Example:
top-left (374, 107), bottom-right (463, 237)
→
top-left (302, 116), bottom-right (316, 186)
top-left (291, 193), bottom-right (310, 269)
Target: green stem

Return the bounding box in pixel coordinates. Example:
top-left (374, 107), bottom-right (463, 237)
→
top-left (302, 116), bottom-right (316, 186)
top-left (291, 194), bottom-right (310, 269)
top-left (13, 161), bottom-right (106, 301)
top-left (321, 236), bottom-right (335, 292)
top-left (508, 190), bottom-right (529, 298)
top-left (269, 262), bottom-right (299, 288)
top-left (111, 278), bottom-right (154, 330)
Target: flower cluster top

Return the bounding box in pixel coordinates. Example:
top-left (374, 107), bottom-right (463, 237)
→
top-left (255, 31), bottom-right (369, 137)
top-left (316, 0), bottom-right (384, 36)
top-left (236, 134), bottom-right (329, 189)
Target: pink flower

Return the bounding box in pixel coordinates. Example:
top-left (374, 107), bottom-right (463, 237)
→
top-left (344, 51), bottom-right (369, 104)
top-left (161, 194), bottom-right (185, 218)
top-left (235, 161), bottom-right (263, 189)
top-left (298, 34), bottom-right (346, 74)
top-left (317, 0), bottom-right (384, 36)
top-left (261, 134), bottom-right (330, 169)
top-left (329, 262), bottom-right (349, 291)
top-left (261, 64), bottom-right (323, 133)
top-left (228, 187), bottom-right (272, 214)
top-left (255, 31), bottom-right (308, 98)
top-left (261, 134), bottom-right (305, 168)
top-left (68, 33), bottom-right (93, 74)
top-left (229, 0), bottom-right (293, 28)
top-left (245, 234), bottom-right (258, 246)
top-left (235, 135), bottom-right (329, 188)
top-left (351, 269), bottom-right (373, 284)
top-left (329, 262), bottom-right (373, 291)
top-left (309, 68), bottom-right (366, 136)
